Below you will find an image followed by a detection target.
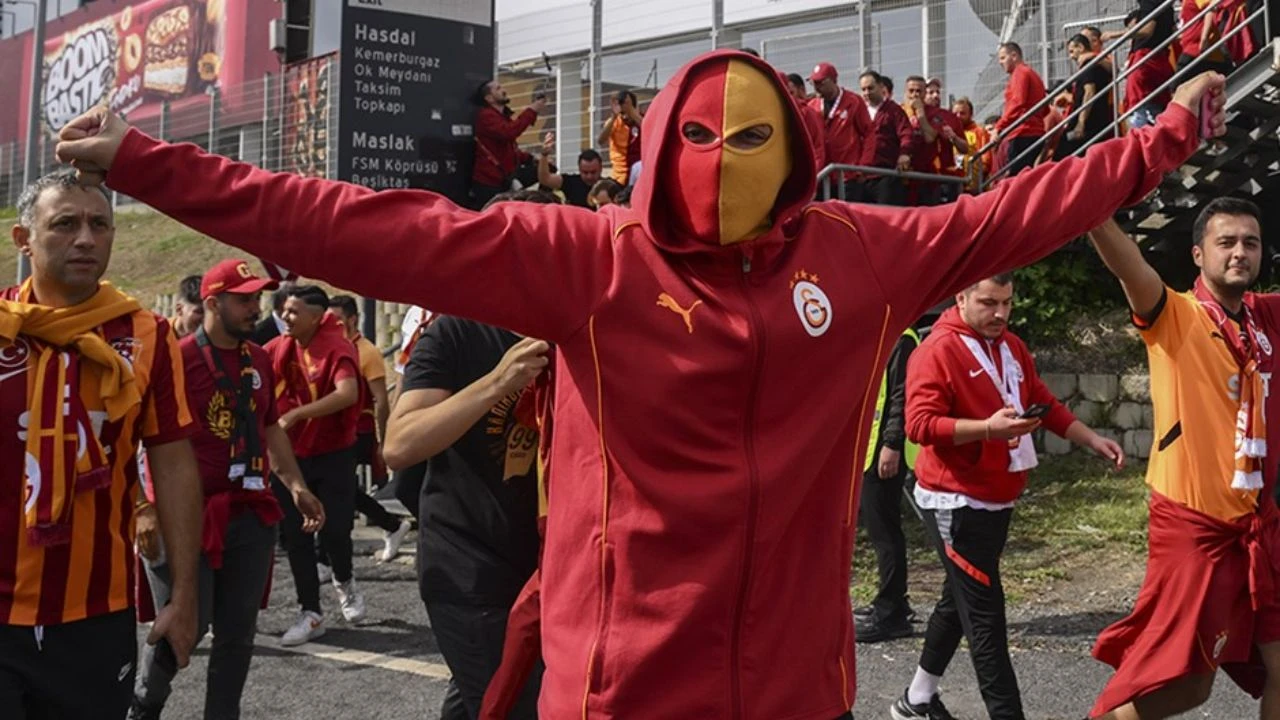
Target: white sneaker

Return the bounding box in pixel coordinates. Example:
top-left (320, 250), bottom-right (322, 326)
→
top-left (281, 611), bottom-right (324, 646)
top-left (316, 563), bottom-right (333, 584)
top-left (335, 579), bottom-right (366, 622)
top-left (380, 520), bottom-right (412, 562)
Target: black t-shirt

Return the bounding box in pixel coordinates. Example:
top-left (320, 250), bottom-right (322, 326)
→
top-left (559, 174), bottom-right (592, 208)
top-left (1133, 0), bottom-right (1176, 53)
top-left (1073, 60), bottom-right (1115, 137)
top-left (403, 316), bottom-right (540, 606)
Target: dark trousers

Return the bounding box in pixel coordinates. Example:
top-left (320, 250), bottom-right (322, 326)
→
top-left (0, 609), bottom-right (136, 719)
top-left (426, 600), bottom-right (541, 720)
top-left (858, 467), bottom-right (912, 621)
top-left (919, 505), bottom-right (1024, 720)
top-left (274, 446), bottom-right (357, 613)
top-left (1004, 137), bottom-right (1041, 178)
top-left (135, 510), bottom-right (277, 719)
top-left (857, 176), bottom-right (906, 206)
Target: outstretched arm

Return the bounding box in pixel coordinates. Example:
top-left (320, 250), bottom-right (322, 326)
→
top-left (1087, 218), bottom-right (1165, 320)
top-left (839, 73), bottom-right (1223, 324)
top-left (56, 110), bottom-right (612, 345)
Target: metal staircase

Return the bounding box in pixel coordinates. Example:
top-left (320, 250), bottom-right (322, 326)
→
top-left (1119, 39), bottom-right (1280, 248)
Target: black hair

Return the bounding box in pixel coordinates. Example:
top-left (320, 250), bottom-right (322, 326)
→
top-left (1193, 197), bottom-right (1263, 247)
top-left (786, 73), bottom-right (805, 89)
top-left (881, 75), bottom-right (894, 93)
top-left (178, 275), bottom-right (202, 305)
top-left (287, 284), bottom-right (331, 310)
top-left (615, 184), bottom-right (633, 207)
top-left (1083, 25), bottom-right (1102, 39)
top-left (1068, 33), bottom-right (1092, 50)
top-left (329, 294), bottom-right (359, 318)
top-left (590, 179), bottom-right (624, 202)
top-left (578, 148), bottom-right (603, 165)
top-left (482, 189), bottom-right (564, 210)
top-left (1000, 42), bottom-right (1024, 57)
top-left (859, 69), bottom-right (882, 84)
top-left (614, 89), bottom-right (638, 107)
top-left (905, 75), bottom-right (927, 86)
top-left (738, 47), bottom-right (760, 58)
top-left (471, 79), bottom-right (495, 107)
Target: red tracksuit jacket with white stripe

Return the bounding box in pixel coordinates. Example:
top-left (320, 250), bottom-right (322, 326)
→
top-left (104, 50), bottom-right (1199, 720)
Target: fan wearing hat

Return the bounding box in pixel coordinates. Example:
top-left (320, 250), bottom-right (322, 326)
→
top-left (130, 259), bottom-right (324, 720)
top-left (807, 61), bottom-right (873, 184)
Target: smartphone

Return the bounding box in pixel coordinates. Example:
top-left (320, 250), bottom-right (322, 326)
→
top-left (1019, 403), bottom-right (1051, 420)
top-left (1200, 92), bottom-right (1215, 139)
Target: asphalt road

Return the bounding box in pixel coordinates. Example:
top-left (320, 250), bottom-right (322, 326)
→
top-left (149, 525), bottom-right (1261, 720)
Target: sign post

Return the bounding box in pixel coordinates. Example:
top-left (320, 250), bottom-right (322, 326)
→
top-left (337, 0), bottom-right (494, 205)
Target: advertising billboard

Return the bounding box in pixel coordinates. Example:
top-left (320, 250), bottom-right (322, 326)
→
top-left (283, 53), bottom-right (334, 179)
top-left (0, 0), bottom-right (280, 143)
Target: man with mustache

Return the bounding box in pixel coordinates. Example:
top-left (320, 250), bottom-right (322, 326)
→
top-left (1088, 200), bottom-right (1280, 719)
top-left (53, 53), bottom-right (1225, 718)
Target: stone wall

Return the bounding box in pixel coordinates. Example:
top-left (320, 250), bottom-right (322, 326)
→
top-left (1037, 373), bottom-right (1154, 460)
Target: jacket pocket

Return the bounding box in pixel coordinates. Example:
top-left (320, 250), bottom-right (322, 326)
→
top-left (587, 540), bottom-right (617, 695)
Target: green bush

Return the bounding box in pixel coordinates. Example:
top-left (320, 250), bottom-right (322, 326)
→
top-left (1011, 242), bottom-right (1126, 347)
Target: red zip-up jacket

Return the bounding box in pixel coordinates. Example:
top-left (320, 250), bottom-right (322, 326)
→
top-left (861, 99), bottom-right (916, 169)
top-left (906, 307), bottom-right (1076, 503)
top-left (808, 88), bottom-right (871, 170)
top-left (994, 63), bottom-right (1049, 139)
top-left (104, 51), bottom-right (1200, 719)
top-left (472, 105), bottom-right (538, 187)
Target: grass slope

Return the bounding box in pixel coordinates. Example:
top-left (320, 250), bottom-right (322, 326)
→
top-left (852, 453), bottom-right (1148, 606)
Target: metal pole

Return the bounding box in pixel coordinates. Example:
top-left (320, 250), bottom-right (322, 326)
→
top-left (261, 73), bottom-right (272, 167)
top-left (859, 0), bottom-right (871, 68)
top-left (1039, 0), bottom-right (1050, 81)
top-left (588, 0), bottom-right (602, 148)
top-left (159, 100), bottom-right (170, 141)
top-left (208, 86), bottom-right (221, 151)
top-left (18, 0), bottom-right (48, 282)
top-left (711, 0), bottom-right (724, 49)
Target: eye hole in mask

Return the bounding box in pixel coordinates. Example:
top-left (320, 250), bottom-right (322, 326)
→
top-left (682, 122), bottom-right (718, 145)
top-left (726, 124), bottom-right (773, 150)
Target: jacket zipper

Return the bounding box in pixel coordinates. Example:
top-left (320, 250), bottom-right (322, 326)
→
top-left (731, 248), bottom-right (764, 719)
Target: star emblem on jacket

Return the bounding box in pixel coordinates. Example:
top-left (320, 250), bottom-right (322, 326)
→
top-left (790, 269), bottom-right (832, 337)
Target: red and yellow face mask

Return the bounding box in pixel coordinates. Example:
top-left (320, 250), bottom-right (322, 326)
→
top-left (663, 58), bottom-right (793, 246)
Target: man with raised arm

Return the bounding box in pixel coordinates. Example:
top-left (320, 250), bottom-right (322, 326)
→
top-left (54, 52), bottom-right (1224, 719)
top-left (1087, 203), bottom-right (1280, 720)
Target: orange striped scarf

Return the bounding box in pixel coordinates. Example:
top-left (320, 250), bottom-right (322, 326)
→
top-left (0, 281), bottom-right (143, 545)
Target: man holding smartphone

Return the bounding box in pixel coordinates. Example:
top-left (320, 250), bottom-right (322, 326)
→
top-left (890, 273), bottom-right (1123, 720)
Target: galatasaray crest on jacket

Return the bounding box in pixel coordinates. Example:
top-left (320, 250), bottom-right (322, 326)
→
top-left (791, 269), bottom-right (832, 337)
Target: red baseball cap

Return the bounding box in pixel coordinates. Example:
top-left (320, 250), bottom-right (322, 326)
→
top-left (201, 259), bottom-right (279, 299)
top-left (809, 62), bottom-right (838, 83)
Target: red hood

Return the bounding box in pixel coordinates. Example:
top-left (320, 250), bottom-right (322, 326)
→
top-left (933, 305), bottom-right (1006, 345)
top-left (629, 50), bottom-right (817, 255)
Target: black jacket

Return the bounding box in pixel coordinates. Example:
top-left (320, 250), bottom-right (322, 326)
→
top-left (253, 316), bottom-right (281, 347)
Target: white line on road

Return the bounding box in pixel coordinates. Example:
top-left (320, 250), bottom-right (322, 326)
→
top-left (257, 634), bottom-right (452, 680)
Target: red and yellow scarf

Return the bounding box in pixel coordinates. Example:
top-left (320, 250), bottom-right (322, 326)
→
top-left (1194, 277), bottom-right (1267, 491)
top-left (0, 280), bottom-right (142, 545)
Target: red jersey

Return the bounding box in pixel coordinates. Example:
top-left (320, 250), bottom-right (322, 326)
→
top-left (934, 107), bottom-right (966, 174)
top-left (906, 307), bottom-right (1076, 503)
top-left (106, 51), bottom-right (1202, 719)
top-left (179, 335), bottom-right (278, 494)
top-left (797, 101), bottom-right (827, 170)
top-left (0, 288), bottom-right (194, 626)
top-left (994, 63), bottom-right (1048, 139)
top-left (266, 315), bottom-right (360, 458)
top-left (908, 104), bottom-right (952, 173)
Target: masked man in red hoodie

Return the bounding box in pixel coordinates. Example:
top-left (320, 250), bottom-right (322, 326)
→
top-left (54, 53), bottom-right (1223, 719)
top-left (893, 273), bottom-right (1123, 720)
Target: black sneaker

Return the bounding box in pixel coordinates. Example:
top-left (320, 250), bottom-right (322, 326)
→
top-left (854, 612), bottom-right (913, 643)
top-left (127, 698), bottom-right (163, 720)
top-left (853, 605), bottom-right (875, 619)
top-left (890, 689), bottom-right (955, 720)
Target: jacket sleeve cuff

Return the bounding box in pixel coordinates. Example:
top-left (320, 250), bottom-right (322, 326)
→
top-left (933, 416), bottom-right (959, 445)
